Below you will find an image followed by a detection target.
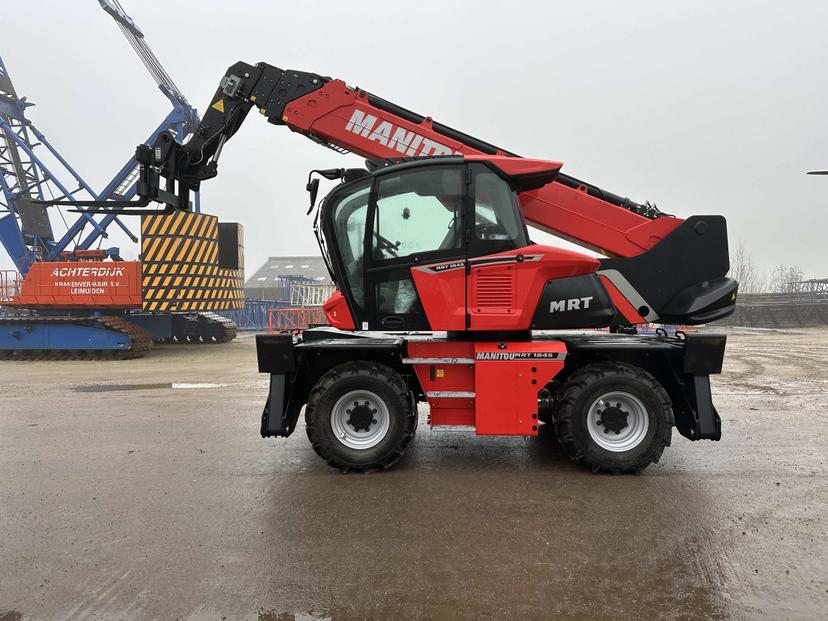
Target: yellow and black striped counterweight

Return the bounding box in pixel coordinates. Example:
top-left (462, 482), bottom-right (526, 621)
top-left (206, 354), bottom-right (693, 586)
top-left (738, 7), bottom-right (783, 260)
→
top-left (140, 211), bottom-right (244, 312)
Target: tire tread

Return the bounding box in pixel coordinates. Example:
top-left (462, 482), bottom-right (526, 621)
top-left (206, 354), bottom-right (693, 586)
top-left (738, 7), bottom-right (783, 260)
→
top-left (553, 361), bottom-right (674, 474)
top-left (305, 361), bottom-right (417, 473)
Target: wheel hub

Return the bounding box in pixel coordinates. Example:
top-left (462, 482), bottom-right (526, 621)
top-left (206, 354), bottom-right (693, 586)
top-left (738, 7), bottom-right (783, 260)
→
top-left (586, 391), bottom-right (650, 453)
top-left (347, 401), bottom-right (377, 432)
top-left (598, 405), bottom-right (629, 434)
top-left (331, 390), bottom-right (390, 450)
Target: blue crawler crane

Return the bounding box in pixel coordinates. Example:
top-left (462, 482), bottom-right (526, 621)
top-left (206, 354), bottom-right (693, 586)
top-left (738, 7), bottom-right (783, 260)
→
top-left (0, 1), bottom-right (237, 359)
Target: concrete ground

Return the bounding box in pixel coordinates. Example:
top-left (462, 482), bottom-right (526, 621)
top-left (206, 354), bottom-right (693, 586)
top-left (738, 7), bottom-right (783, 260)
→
top-left (0, 328), bottom-right (826, 620)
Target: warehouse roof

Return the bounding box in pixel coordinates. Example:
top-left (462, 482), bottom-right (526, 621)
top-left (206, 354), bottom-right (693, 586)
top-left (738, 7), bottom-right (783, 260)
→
top-left (245, 256), bottom-right (331, 288)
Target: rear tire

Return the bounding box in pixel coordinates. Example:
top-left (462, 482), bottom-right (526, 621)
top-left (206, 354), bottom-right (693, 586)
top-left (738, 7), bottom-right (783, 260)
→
top-left (553, 361), bottom-right (673, 473)
top-left (305, 361), bottom-right (417, 472)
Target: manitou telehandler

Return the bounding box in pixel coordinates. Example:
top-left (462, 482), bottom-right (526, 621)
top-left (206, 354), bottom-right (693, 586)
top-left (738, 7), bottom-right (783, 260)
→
top-left (62, 61), bottom-right (737, 473)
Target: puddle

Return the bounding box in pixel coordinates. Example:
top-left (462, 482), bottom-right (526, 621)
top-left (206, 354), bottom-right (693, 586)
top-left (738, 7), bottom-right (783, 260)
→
top-left (172, 383), bottom-right (227, 389)
top-left (75, 383), bottom-right (172, 393)
top-left (258, 605), bottom-right (471, 621)
top-left (75, 382), bottom-right (226, 393)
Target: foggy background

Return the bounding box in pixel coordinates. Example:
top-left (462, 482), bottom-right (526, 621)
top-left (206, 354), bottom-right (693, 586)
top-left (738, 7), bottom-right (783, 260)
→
top-left (2, 0), bottom-right (826, 280)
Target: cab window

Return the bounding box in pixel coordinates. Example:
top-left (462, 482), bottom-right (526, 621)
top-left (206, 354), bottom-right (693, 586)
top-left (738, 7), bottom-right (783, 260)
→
top-left (372, 167), bottom-right (464, 261)
top-left (472, 165), bottom-right (527, 253)
top-left (329, 180), bottom-right (371, 309)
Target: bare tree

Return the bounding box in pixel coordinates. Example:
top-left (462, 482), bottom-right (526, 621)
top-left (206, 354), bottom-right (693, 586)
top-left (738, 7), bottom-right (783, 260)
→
top-left (768, 264), bottom-right (804, 293)
top-left (729, 242), bottom-right (766, 293)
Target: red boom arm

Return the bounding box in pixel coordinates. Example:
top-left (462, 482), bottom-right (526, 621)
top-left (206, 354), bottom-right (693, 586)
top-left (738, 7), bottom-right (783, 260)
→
top-left (278, 80), bottom-right (682, 258)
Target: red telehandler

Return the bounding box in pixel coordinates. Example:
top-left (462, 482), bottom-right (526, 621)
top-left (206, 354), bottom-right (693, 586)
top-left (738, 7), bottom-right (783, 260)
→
top-left (62, 62), bottom-right (737, 473)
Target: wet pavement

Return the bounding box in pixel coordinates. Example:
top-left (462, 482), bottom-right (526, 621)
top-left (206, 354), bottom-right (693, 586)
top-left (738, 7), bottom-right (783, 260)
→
top-left (0, 328), bottom-right (826, 620)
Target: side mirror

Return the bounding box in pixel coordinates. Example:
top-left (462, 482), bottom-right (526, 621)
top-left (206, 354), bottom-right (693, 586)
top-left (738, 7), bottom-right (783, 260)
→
top-left (306, 178), bottom-right (320, 214)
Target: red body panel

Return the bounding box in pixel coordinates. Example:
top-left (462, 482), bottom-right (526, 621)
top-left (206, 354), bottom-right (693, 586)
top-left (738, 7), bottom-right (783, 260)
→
top-left (412, 245), bottom-right (600, 332)
top-left (323, 290), bottom-right (355, 330)
top-left (465, 154), bottom-right (562, 181)
top-left (409, 260), bottom-right (467, 331)
top-left (283, 83), bottom-right (683, 258)
top-left (12, 262), bottom-right (142, 309)
top-left (407, 340), bottom-right (566, 435)
top-left (474, 341), bottom-right (565, 435)
top-left (407, 341), bottom-right (475, 427)
top-left (467, 245), bottom-right (599, 331)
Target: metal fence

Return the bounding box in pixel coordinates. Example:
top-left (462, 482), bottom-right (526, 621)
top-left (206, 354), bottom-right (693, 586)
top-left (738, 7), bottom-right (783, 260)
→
top-left (218, 299), bottom-right (283, 330)
top-left (289, 283), bottom-right (335, 307)
top-left (1, 270), bottom-right (20, 304)
top-left (792, 279), bottom-right (828, 298)
top-left (219, 283), bottom-right (335, 331)
top-left (720, 292), bottom-right (828, 328)
top-left (268, 307), bottom-right (327, 333)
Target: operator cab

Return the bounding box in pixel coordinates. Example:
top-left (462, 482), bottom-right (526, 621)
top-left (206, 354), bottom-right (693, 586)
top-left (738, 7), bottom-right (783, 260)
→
top-left (318, 156), bottom-right (560, 331)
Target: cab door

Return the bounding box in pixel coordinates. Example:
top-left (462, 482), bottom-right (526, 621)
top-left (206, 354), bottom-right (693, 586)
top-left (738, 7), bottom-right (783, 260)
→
top-left (364, 164), bottom-right (467, 331)
top-left (466, 163), bottom-right (536, 331)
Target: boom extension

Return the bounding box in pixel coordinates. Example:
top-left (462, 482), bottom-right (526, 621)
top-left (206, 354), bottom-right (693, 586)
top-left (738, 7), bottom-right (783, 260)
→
top-left (136, 61), bottom-right (681, 258)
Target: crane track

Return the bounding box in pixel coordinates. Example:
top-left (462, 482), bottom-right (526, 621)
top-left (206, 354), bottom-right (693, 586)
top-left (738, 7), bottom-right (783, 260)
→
top-left (154, 312), bottom-right (237, 344)
top-left (0, 315), bottom-right (153, 360)
top-left (201, 312), bottom-right (237, 343)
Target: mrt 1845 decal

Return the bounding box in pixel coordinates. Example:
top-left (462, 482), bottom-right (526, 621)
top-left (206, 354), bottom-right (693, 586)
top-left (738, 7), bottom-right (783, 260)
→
top-left (476, 352), bottom-right (565, 361)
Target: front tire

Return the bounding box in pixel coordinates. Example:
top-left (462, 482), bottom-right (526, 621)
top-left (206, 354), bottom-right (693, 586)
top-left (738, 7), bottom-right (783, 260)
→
top-left (305, 361), bottom-right (417, 472)
top-left (553, 361), bottom-right (674, 473)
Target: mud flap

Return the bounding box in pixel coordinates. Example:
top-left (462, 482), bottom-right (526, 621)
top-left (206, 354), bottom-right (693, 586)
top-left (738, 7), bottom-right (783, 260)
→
top-left (681, 333), bottom-right (726, 441)
top-left (687, 375), bottom-right (722, 440)
top-left (256, 334), bottom-right (296, 437)
top-left (261, 374), bottom-right (288, 437)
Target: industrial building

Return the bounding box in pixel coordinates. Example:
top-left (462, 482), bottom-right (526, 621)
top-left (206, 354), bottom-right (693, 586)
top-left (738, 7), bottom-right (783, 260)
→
top-left (244, 255), bottom-right (330, 301)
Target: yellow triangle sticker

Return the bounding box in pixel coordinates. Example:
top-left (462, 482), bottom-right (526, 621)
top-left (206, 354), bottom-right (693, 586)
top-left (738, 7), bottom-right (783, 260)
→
top-left (211, 98), bottom-right (225, 113)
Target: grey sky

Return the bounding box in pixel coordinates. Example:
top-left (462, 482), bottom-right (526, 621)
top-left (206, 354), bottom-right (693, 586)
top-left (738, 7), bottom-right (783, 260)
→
top-left (3, 0), bottom-right (827, 278)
